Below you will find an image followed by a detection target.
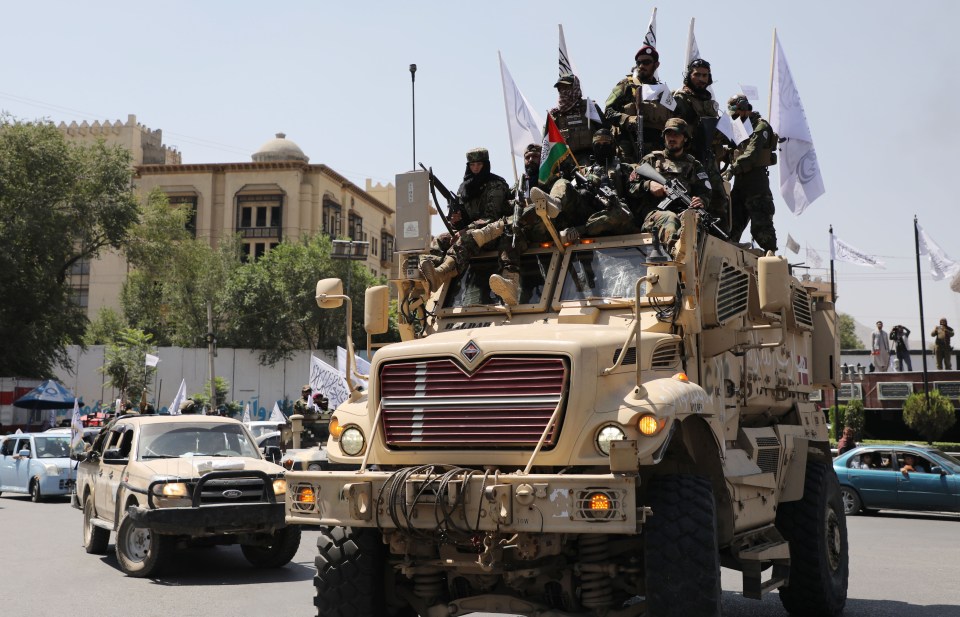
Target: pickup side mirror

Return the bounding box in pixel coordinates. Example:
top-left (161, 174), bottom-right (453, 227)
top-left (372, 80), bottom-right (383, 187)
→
top-left (102, 448), bottom-right (128, 463)
top-left (264, 445), bottom-right (281, 464)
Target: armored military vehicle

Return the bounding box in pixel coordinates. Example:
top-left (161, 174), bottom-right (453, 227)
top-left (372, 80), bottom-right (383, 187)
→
top-left (285, 171), bottom-right (847, 617)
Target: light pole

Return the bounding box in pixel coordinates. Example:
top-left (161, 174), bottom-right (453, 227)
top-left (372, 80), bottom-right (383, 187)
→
top-left (331, 239), bottom-right (371, 298)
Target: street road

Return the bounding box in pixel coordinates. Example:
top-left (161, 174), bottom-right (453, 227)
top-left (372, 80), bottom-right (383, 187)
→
top-left (1, 494), bottom-right (958, 617)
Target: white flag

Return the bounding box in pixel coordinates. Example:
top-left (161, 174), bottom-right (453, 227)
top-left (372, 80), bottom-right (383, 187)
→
top-left (269, 402), bottom-right (286, 424)
top-left (716, 113), bottom-right (735, 142)
top-left (831, 235), bottom-right (885, 269)
top-left (558, 24), bottom-right (578, 78)
top-left (310, 355), bottom-right (351, 412)
top-left (70, 398), bottom-right (84, 453)
top-left (145, 353), bottom-right (160, 367)
top-left (917, 223), bottom-right (960, 282)
top-left (684, 17), bottom-right (700, 67)
top-left (771, 32), bottom-right (825, 214)
top-left (242, 403), bottom-right (251, 424)
top-left (785, 234), bottom-right (800, 254)
top-left (168, 378), bottom-right (186, 416)
top-left (731, 116), bottom-right (752, 145)
top-left (738, 84), bottom-right (760, 101)
top-left (806, 245), bottom-right (824, 269)
top-left (498, 52), bottom-right (544, 159)
top-left (644, 8), bottom-right (659, 79)
top-left (585, 97), bottom-right (603, 125)
top-left (337, 346), bottom-right (370, 390)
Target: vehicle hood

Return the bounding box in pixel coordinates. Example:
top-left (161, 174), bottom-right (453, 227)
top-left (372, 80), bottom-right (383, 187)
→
top-left (133, 455), bottom-right (284, 479)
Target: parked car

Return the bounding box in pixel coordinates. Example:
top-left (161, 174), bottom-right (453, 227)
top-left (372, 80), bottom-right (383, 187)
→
top-left (0, 433), bottom-right (76, 501)
top-left (834, 444), bottom-right (960, 515)
top-left (74, 414), bottom-right (299, 577)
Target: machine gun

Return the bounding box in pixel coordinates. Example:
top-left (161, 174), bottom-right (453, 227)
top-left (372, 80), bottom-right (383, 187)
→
top-left (418, 163), bottom-right (464, 235)
top-left (633, 163), bottom-right (729, 240)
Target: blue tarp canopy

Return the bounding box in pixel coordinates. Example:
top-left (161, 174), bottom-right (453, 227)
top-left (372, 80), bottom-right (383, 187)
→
top-left (13, 379), bottom-right (79, 410)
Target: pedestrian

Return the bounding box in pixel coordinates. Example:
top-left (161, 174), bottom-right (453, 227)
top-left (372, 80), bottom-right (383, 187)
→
top-left (871, 321), bottom-right (890, 372)
top-left (889, 324), bottom-right (912, 371)
top-left (837, 427), bottom-right (857, 455)
top-left (723, 94), bottom-right (778, 252)
top-left (931, 318), bottom-right (955, 370)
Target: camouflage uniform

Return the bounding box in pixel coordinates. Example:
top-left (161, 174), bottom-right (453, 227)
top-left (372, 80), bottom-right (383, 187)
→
top-left (604, 46), bottom-right (675, 164)
top-left (455, 148), bottom-right (511, 230)
top-left (632, 120), bottom-right (712, 245)
top-left (551, 74), bottom-right (606, 164)
top-left (673, 69), bottom-right (732, 231)
top-left (292, 385), bottom-right (312, 415)
top-left (726, 109), bottom-right (777, 252)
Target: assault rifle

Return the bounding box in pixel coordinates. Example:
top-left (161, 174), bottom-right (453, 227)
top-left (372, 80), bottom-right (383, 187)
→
top-left (418, 163), bottom-right (464, 235)
top-left (574, 170), bottom-right (632, 220)
top-left (633, 163), bottom-right (729, 240)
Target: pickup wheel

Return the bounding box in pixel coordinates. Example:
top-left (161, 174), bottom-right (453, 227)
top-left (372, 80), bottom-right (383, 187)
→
top-left (83, 495), bottom-right (110, 554)
top-left (643, 475), bottom-right (721, 617)
top-left (241, 525), bottom-right (302, 568)
top-left (30, 478), bottom-right (42, 502)
top-left (776, 460), bottom-right (849, 616)
top-left (315, 526), bottom-right (415, 617)
top-left (115, 514), bottom-right (170, 578)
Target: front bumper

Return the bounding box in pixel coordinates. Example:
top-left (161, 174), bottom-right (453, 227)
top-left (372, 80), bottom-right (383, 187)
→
top-left (38, 475), bottom-right (75, 496)
top-left (286, 470), bottom-right (640, 535)
top-left (126, 502), bottom-right (285, 535)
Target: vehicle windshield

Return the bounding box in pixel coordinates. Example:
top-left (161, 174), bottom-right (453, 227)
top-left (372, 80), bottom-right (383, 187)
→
top-left (33, 436), bottom-right (71, 458)
top-left (137, 422), bottom-right (260, 460)
top-left (560, 245), bottom-right (669, 302)
top-left (928, 449), bottom-right (960, 473)
top-left (443, 252), bottom-right (552, 308)
top-left (247, 424), bottom-right (280, 439)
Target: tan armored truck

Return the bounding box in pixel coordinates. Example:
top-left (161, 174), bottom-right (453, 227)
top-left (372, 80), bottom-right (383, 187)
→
top-left (285, 171), bottom-right (848, 617)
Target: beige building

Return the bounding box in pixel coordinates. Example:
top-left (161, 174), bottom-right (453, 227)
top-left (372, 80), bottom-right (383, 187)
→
top-left (59, 115), bottom-right (396, 318)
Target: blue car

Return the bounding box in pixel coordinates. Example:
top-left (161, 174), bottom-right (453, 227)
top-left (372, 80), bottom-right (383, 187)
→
top-left (833, 444), bottom-right (960, 515)
top-left (0, 433), bottom-right (77, 501)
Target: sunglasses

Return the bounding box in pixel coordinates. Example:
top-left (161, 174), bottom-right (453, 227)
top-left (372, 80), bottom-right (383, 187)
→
top-left (637, 59), bottom-right (654, 66)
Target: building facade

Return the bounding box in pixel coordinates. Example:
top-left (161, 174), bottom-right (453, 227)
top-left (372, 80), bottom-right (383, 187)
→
top-left (58, 117), bottom-right (395, 318)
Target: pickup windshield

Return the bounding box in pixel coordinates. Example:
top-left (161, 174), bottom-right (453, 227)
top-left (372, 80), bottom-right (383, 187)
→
top-left (560, 245), bottom-right (669, 301)
top-left (138, 422), bottom-right (260, 460)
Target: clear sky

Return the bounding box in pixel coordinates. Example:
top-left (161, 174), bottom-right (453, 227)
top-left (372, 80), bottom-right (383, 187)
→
top-left (3, 0), bottom-right (958, 347)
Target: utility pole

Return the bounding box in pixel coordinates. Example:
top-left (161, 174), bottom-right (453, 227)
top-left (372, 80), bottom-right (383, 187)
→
top-left (410, 63), bottom-right (417, 170)
top-left (207, 301), bottom-right (216, 412)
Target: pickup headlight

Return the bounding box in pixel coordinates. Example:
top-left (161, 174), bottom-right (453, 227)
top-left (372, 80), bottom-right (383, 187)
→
top-left (153, 482), bottom-right (189, 498)
top-left (272, 479), bottom-right (287, 495)
top-left (340, 427), bottom-right (365, 456)
top-left (43, 464), bottom-right (61, 477)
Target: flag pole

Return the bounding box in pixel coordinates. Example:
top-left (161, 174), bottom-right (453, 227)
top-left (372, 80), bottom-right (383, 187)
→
top-left (914, 216), bottom-right (931, 404)
top-left (498, 50), bottom-right (521, 185)
top-left (768, 29), bottom-right (777, 120)
top-left (830, 225), bottom-right (839, 438)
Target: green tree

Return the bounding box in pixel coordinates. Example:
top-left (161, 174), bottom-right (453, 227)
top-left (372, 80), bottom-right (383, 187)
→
top-left (838, 313), bottom-right (865, 350)
top-left (0, 116), bottom-right (139, 376)
top-left (83, 307), bottom-right (126, 346)
top-left (902, 391), bottom-right (957, 444)
top-left (100, 328), bottom-right (157, 404)
top-left (191, 377), bottom-right (240, 416)
top-left (844, 399), bottom-right (865, 439)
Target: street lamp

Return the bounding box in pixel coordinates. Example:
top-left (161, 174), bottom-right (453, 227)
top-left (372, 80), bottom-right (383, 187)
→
top-left (331, 239), bottom-right (370, 297)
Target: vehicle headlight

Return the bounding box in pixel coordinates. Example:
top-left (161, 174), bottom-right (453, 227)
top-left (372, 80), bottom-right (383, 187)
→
top-left (153, 482), bottom-right (189, 498)
top-left (340, 427), bottom-right (365, 456)
top-left (44, 464), bottom-right (61, 477)
top-left (272, 479), bottom-right (287, 495)
top-left (329, 416), bottom-right (343, 438)
top-left (637, 413), bottom-right (665, 436)
top-left (596, 425), bottom-right (626, 455)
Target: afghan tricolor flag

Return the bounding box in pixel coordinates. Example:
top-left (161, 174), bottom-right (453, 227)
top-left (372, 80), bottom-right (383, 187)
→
top-left (539, 114), bottom-right (571, 184)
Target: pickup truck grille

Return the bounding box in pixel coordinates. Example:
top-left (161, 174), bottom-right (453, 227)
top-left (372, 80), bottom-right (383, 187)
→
top-left (188, 477), bottom-right (267, 505)
top-left (379, 356), bottom-right (568, 449)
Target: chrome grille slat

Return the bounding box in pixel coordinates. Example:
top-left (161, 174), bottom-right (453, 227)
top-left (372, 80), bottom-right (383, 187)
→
top-left (380, 356), bottom-right (567, 449)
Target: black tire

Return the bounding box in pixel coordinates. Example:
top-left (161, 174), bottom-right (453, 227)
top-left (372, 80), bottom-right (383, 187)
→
top-left (241, 525), bottom-right (302, 568)
top-left (83, 495), bottom-right (110, 555)
top-left (644, 475), bottom-right (721, 617)
top-left (839, 486), bottom-right (861, 516)
top-left (776, 460), bottom-right (849, 616)
top-left (315, 526), bottom-right (415, 617)
top-left (115, 514), bottom-right (170, 578)
top-left (30, 478), bottom-right (42, 502)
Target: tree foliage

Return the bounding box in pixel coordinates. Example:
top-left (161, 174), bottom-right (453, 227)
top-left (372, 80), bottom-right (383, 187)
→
top-left (0, 116), bottom-right (139, 376)
top-left (843, 399), bottom-right (865, 438)
top-left (100, 328), bottom-right (156, 404)
top-left (838, 313), bottom-right (864, 350)
top-left (902, 391), bottom-right (957, 444)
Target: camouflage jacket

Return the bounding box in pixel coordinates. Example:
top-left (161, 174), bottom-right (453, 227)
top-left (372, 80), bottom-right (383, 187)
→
top-left (550, 99), bottom-right (606, 163)
top-left (456, 174), bottom-right (511, 229)
top-left (605, 72), bottom-right (675, 158)
top-left (729, 112), bottom-right (775, 176)
top-left (630, 150), bottom-right (712, 211)
top-left (672, 86), bottom-right (729, 168)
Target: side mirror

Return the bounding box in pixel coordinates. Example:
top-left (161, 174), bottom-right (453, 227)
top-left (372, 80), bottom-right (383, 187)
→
top-left (931, 466), bottom-right (945, 476)
top-left (18, 449), bottom-right (31, 458)
top-left (316, 278), bottom-right (344, 309)
top-left (103, 448), bottom-right (127, 463)
top-left (264, 445), bottom-right (281, 464)
top-left (644, 266), bottom-right (678, 298)
top-left (364, 285), bottom-right (390, 335)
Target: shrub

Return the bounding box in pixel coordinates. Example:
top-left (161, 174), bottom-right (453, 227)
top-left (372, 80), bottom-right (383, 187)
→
top-left (844, 399), bottom-right (866, 438)
top-left (902, 391), bottom-right (957, 444)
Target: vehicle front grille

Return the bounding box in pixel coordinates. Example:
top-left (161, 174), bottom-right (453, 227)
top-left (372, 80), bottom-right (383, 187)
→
top-left (189, 477), bottom-right (268, 505)
top-left (379, 356), bottom-right (568, 449)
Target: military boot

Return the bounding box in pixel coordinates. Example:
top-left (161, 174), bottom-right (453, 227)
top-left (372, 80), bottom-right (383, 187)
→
top-left (463, 219), bottom-right (506, 253)
top-left (420, 255), bottom-right (458, 291)
top-left (489, 269), bottom-right (521, 306)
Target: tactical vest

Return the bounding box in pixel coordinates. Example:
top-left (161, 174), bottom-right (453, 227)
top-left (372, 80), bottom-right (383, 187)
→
top-left (754, 116), bottom-right (778, 167)
top-left (552, 105), bottom-right (595, 161)
top-left (627, 78), bottom-right (673, 131)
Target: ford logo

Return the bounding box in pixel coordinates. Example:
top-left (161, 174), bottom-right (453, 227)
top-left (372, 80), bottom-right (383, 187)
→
top-left (222, 489), bottom-right (243, 499)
